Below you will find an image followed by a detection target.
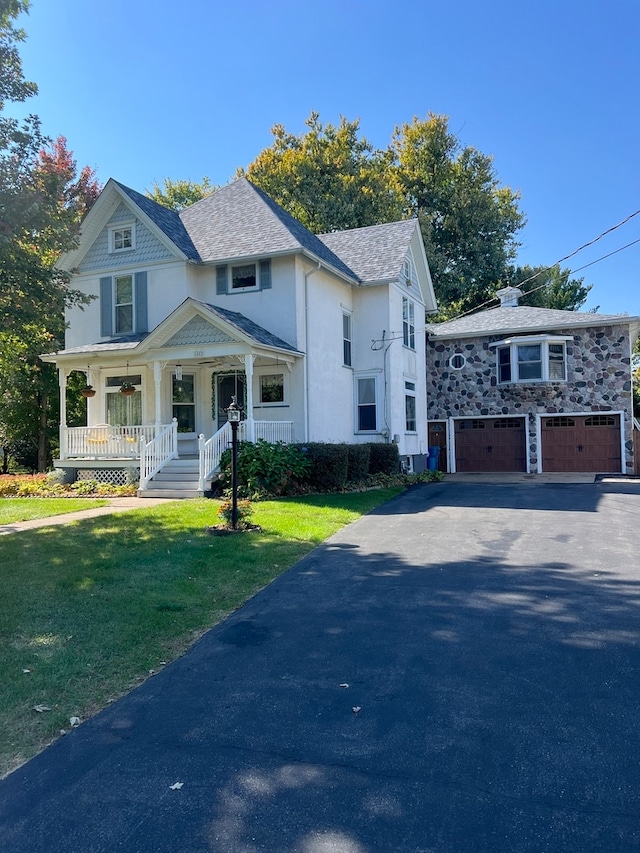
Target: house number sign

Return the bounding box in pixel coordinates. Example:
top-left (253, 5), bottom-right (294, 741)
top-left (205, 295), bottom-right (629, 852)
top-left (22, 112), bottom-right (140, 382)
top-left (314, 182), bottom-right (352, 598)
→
top-left (193, 349), bottom-right (204, 357)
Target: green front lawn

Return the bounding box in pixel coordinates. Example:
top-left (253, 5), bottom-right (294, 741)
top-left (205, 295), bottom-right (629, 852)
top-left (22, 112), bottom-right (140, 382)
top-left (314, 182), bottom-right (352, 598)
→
top-left (0, 490), bottom-right (400, 778)
top-left (0, 498), bottom-right (109, 525)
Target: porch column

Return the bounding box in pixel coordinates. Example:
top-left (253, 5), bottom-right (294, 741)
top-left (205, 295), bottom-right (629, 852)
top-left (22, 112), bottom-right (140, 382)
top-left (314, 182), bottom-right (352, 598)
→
top-left (244, 353), bottom-right (255, 442)
top-left (153, 361), bottom-right (163, 426)
top-left (58, 367), bottom-right (68, 460)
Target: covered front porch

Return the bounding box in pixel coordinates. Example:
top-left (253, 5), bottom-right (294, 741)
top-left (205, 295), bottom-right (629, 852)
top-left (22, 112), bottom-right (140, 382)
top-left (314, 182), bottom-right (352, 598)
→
top-left (42, 299), bottom-right (304, 496)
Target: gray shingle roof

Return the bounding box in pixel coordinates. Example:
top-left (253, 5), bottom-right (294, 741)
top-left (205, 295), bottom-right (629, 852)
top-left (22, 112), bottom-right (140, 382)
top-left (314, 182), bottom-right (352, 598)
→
top-left (179, 179), bottom-right (357, 279)
top-left (427, 306), bottom-right (639, 339)
top-left (199, 302), bottom-right (301, 353)
top-left (319, 219), bottom-right (418, 284)
top-left (114, 182), bottom-right (201, 261)
top-left (43, 336), bottom-right (146, 357)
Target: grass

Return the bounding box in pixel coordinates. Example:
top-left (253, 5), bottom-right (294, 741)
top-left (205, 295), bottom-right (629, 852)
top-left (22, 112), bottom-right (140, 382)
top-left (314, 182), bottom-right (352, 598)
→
top-left (0, 498), bottom-right (110, 525)
top-left (0, 489), bottom-right (401, 778)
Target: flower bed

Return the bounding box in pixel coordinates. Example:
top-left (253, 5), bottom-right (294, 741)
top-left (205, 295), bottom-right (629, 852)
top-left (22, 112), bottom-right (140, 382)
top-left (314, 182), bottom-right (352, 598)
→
top-left (0, 474), bottom-right (137, 498)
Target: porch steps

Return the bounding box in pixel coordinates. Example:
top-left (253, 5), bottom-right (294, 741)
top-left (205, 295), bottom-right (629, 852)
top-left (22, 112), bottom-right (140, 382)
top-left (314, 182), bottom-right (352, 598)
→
top-left (138, 457), bottom-right (204, 500)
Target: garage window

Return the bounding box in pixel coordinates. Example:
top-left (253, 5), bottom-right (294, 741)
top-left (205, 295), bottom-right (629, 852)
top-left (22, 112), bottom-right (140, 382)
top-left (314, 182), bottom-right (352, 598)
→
top-left (495, 337), bottom-right (568, 384)
top-left (585, 415), bottom-right (616, 427)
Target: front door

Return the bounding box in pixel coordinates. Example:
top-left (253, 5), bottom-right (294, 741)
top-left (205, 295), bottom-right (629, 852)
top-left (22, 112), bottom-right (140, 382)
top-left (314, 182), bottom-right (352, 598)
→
top-left (216, 374), bottom-right (246, 430)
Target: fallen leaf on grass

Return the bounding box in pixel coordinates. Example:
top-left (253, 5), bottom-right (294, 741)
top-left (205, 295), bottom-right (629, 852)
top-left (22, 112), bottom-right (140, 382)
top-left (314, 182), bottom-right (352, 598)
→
top-left (33, 704), bottom-right (51, 713)
top-left (169, 782), bottom-right (183, 790)
top-left (22, 669), bottom-right (32, 674)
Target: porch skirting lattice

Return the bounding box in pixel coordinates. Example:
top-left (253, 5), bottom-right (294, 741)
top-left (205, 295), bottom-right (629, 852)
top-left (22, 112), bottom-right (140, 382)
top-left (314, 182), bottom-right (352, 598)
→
top-left (76, 468), bottom-right (139, 486)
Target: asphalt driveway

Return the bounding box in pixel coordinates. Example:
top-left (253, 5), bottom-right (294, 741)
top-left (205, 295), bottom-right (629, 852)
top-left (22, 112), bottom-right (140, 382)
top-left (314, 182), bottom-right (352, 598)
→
top-left (1, 480), bottom-right (640, 852)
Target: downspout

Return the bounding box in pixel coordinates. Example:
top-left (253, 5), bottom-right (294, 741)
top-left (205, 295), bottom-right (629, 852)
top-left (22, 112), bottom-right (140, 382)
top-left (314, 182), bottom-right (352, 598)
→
top-left (303, 262), bottom-right (321, 442)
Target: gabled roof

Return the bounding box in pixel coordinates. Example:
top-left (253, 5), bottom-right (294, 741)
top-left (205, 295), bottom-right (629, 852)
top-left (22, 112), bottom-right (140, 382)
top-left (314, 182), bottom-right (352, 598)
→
top-left (319, 220), bottom-right (418, 284)
top-left (427, 306), bottom-right (640, 340)
top-left (195, 302), bottom-right (300, 353)
top-left (179, 179), bottom-right (357, 281)
top-left (114, 182), bottom-right (201, 261)
top-left (42, 300), bottom-right (302, 362)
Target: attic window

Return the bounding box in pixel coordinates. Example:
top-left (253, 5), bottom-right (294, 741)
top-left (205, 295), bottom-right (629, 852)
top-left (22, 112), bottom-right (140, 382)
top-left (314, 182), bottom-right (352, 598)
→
top-left (109, 224), bottom-right (135, 253)
top-left (232, 263), bottom-right (257, 289)
top-left (403, 256), bottom-right (417, 288)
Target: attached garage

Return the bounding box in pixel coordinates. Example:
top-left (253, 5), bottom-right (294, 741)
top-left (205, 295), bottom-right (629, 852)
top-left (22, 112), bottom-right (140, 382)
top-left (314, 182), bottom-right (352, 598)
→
top-left (540, 414), bottom-right (622, 473)
top-left (454, 417), bottom-right (527, 472)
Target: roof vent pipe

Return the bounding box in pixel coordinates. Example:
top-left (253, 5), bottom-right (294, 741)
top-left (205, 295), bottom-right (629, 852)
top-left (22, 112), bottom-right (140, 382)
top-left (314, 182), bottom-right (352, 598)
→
top-left (496, 286), bottom-right (523, 307)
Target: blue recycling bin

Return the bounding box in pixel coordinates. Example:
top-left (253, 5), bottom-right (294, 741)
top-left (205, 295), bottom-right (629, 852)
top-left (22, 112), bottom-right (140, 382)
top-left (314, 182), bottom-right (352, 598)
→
top-left (427, 446), bottom-right (440, 471)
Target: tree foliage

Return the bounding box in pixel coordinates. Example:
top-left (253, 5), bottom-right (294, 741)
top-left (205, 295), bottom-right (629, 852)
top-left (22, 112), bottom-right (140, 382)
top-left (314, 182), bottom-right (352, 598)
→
top-left (508, 264), bottom-right (593, 311)
top-left (146, 176), bottom-right (216, 211)
top-left (391, 114), bottom-right (524, 310)
top-left (238, 112), bottom-right (403, 233)
top-left (0, 1), bottom-right (102, 470)
top-left (238, 111), bottom-right (595, 316)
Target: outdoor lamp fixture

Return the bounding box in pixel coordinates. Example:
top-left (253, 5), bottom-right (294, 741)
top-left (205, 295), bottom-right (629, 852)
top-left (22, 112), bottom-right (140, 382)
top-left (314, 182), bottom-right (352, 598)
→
top-left (225, 396), bottom-right (243, 529)
top-left (175, 364), bottom-right (183, 381)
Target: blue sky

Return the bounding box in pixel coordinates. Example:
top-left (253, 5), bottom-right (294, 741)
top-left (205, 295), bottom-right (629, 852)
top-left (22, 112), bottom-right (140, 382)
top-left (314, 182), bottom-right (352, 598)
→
top-left (14, 0), bottom-right (640, 314)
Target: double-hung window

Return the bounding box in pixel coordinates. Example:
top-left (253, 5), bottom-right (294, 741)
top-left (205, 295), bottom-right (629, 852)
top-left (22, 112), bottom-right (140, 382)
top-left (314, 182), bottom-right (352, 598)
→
top-left (495, 337), bottom-right (568, 383)
top-left (403, 297), bottom-right (415, 349)
top-left (343, 312), bottom-right (352, 367)
top-left (405, 381), bottom-right (416, 432)
top-left (100, 272), bottom-right (148, 338)
top-left (114, 275), bottom-right (134, 334)
top-left (356, 376), bottom-right (377, 432)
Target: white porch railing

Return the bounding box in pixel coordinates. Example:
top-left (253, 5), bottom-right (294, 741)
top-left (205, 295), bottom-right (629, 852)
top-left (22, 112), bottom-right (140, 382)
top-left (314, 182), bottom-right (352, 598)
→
top-left (139, 419), bottom-right (178, 489)
top-left (65, 424), bottom-right (162, 459)
top-left (254, 421), bottom-right (294, 443)
top-left (198, 420), bottom-right (294, 491)
top-left (198, 422), bottom-right (232, 492)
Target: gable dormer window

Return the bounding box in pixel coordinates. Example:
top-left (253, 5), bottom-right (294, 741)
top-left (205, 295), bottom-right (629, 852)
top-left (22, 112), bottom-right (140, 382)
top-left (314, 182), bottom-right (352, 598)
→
top-left (109, 223), bottom-right (135, 253)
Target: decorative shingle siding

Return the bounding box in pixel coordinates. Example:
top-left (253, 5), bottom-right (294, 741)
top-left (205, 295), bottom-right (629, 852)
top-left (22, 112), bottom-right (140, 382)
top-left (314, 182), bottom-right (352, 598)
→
top-left (78, 205), bottom-right (175, 272)
top-left (427, 325), bottom-right (634, 472)
top-left (162, 316), bottom-right (234, 347)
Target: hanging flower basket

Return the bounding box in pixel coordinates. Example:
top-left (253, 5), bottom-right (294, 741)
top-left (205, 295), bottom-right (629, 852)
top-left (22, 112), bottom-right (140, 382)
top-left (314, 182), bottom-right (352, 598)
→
top-left (119, 382), bottom-right (136, 397)
top-left (80, 386), bottom-right (96, 398)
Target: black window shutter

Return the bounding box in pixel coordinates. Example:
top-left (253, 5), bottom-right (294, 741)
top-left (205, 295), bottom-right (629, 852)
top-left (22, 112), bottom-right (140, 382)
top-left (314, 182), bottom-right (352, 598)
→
top-left (134, 271), bottom-right (148, 333)
top-left (100, 276), bottom-right (113, 337)
top-left (216, 265), bottom-right (227, 294)
top-left (259, 259), bottom-right (272, 290)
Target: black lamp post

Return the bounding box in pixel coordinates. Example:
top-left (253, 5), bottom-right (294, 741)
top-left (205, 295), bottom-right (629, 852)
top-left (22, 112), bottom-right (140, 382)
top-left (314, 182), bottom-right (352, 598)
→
top-left (225, 396), bottom-right (242, 529)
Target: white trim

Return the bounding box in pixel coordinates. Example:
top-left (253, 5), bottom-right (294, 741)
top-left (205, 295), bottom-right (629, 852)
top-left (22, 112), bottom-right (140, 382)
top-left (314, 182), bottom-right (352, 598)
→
top-left (489, 334), bottom-right (573, 348)
top-left (535, 410), bottom-right (625, 474)
top-left (108, 222), bottom-right (136, 254)
top-left (354, 372), bottom-right (380, 434)
top-left (495, 339), bottom-right (567, 384)
top-left (448, 414), bottom-right (530, 474)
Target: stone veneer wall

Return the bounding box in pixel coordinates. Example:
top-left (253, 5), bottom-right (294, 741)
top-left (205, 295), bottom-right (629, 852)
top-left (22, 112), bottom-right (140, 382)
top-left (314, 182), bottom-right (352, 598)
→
top-left (427, 324), bottom-right (634, 472)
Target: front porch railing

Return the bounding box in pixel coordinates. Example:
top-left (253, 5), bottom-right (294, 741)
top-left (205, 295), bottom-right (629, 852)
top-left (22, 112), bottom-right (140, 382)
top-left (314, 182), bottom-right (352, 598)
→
top-left (139, 419), bottom-right (178, 489)
top-left (198, 420), bottom-right (294, 491)
top-left (65, 424), bottom-right (162, 459)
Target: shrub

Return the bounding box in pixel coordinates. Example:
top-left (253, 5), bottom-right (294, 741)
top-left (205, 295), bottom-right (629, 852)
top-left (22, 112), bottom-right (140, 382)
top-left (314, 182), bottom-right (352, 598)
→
top-left (347, 444), bottom-right (370, 483)
top-left (368, 443), bottom-right (400, 475)
top-left (220, 440), bottom-right (311, 498)
top-left (297, 443), bottom-right (349, 492)
top-left (217, 497), bottom-right (254, 528)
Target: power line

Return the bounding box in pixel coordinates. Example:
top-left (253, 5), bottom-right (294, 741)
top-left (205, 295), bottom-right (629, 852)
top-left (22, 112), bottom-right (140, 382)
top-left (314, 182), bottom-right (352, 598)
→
top-left (448, 208), bottom-right (640, 321)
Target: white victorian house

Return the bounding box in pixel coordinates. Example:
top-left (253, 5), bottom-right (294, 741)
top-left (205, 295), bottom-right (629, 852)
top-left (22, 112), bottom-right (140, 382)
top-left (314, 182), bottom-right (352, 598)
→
top-left (42, 178), bottom-right (437, 496)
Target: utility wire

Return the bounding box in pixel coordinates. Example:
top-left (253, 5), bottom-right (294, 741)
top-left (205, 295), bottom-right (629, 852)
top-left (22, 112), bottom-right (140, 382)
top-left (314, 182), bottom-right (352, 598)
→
top-left (447, 208), bottom-right (640, 322)
top-left (370, 230), bottom-right (640, 349)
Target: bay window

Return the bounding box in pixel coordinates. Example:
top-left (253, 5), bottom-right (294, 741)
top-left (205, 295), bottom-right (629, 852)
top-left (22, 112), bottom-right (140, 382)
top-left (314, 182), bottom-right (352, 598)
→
top-left (494, 336), bottom-right (568, 383)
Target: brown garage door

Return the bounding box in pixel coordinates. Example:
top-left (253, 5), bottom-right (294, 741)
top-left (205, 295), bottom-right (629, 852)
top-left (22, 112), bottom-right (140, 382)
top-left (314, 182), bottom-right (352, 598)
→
top-left (541, 414), bottom-right (621, 472)
top-left (454, 418), bottom-right (526, 472)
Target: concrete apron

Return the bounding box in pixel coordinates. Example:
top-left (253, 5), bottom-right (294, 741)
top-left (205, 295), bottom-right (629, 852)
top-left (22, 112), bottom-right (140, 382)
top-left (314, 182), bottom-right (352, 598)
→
top-left (444, 472), bottom-right (599, 485)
